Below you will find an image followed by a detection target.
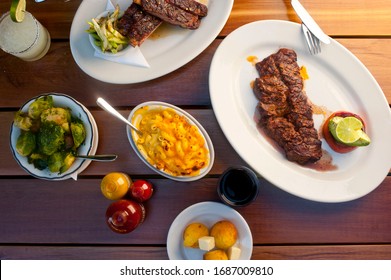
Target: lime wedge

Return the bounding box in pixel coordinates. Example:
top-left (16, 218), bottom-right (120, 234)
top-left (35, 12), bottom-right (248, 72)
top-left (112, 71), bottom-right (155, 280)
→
top-left (328, 116), bottom-right (371, 146)
top-left (10, 0), bottom-right (26, 23)
top-left (350, 129), bottom-right (371, 146)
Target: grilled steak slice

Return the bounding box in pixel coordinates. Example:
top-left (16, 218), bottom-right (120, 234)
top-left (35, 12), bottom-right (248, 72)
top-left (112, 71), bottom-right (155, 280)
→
top-left (134, 0), bottom-right (207, 29)
top-left (117, 3), bottom-right (162, 47)
top-left (253, 48), bottom-right (322, 164)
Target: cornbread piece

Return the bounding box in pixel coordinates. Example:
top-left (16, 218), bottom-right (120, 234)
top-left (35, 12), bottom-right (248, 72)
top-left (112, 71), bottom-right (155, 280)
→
top-left (117, 3), bottom-right (162, 47)
top-left (210, 220), bottom-right (238, 250)
top-left (253, 48), bottom-right (322, 164)
top-left (203, 250), bottom-right (228, 260)
top-left (183, 222), bottom-right (209, 248)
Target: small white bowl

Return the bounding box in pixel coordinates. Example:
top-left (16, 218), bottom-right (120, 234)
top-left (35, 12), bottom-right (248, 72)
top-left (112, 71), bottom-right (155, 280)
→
top-left (127, 101), bottom-right (215, 181)
top-left (167, 202), bottom-right (253, 260)
top-left (9, 93), bottom-right (98, 180)
top-left (88, 10), bottom-right (128, 56)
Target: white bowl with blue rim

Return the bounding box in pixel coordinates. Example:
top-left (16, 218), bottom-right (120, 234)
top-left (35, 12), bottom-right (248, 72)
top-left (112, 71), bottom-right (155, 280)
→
top-left (9, 93), bottom-right (98, 180)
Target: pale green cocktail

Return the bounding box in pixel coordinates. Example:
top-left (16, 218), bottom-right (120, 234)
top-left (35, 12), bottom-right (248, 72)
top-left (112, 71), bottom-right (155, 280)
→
top-left (0, 11), bottom-right (50, 61)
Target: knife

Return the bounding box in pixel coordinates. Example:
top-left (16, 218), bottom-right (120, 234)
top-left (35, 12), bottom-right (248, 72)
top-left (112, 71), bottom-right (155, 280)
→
top-left (291, 0), bottom-right (331, 44)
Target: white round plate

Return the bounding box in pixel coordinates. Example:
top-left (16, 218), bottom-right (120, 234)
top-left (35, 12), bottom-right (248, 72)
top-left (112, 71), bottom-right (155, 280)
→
top-left (127, 101), bottom-right (214, 181)
top-left (209, 20), bottom-right (391, 203)
top-left (10, 93), bottom-right (98, 180)
top-left (70, 0), bottom-right (233, 84)
top-left (167, 201), bottom-right (253, 260)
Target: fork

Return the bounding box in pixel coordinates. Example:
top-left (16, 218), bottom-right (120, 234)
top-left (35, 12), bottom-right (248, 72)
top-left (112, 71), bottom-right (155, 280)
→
top-left (301, 23), bottom-right (321, 55)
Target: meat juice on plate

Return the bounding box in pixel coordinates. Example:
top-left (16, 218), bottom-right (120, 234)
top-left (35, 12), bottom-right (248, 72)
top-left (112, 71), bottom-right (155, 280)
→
top-left (148, 22), bottom-right (179, 40)
top-left (253, 98), bottom-right (337, 172)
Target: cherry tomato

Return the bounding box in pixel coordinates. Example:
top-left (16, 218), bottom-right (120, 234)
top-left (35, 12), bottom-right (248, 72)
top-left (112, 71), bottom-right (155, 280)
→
top-left (322, 111), bottom-right (366, 154)
top-left (129, 179), bottom-right (154, 202)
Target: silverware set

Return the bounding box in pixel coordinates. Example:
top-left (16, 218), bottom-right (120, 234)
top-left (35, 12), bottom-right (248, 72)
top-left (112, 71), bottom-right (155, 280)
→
top-left (291, 0), bottom-right (330, 55)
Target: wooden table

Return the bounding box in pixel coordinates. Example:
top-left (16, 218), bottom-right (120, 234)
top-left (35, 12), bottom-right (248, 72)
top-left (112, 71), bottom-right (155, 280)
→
top-left (1, 0), bottom-right (390, 260)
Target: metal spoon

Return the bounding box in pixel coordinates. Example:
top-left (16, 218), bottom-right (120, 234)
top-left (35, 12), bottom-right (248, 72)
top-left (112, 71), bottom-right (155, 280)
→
top-left (75, 154), bottom-right (118, 162)
top-left (96, 97), bottom-right (143, 136)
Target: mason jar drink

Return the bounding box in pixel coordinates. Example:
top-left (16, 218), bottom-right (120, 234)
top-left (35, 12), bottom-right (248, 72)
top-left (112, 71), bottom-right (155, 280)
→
top-left (0, 11), bottom-right (50, 61)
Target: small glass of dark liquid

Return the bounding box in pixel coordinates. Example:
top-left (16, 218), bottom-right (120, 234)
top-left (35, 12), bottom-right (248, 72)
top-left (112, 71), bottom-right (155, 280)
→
top-left (217, 166), bottom-right (260, 207)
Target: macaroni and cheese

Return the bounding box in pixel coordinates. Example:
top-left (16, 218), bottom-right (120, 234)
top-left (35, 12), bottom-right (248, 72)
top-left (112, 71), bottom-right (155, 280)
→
top-left (132, 106), bottom-right (209, 177)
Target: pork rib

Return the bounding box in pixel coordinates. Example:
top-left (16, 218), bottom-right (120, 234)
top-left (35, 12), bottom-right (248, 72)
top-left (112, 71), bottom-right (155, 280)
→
top-left (133, 0), bottom-right (207, 29)
top-left (166, 0), bottom-right (208, 17)
top-left (117, 3), bottom-right (162, 47)
top-left (253, 48), bottom-right (322, 164)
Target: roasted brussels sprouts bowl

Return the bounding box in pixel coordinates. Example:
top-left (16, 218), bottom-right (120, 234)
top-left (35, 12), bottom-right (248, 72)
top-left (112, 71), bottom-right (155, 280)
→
top-left (9, 93), bottom-right (98, 180)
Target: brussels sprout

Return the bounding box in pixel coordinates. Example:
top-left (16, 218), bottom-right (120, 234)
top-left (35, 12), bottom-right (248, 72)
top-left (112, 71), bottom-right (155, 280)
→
top-left (60, 153), bottom-right (76, 174)
top-left (47, 152), bottom-right (76, 174)
top-left (27, 153), bottom-right (49, 170)
top-left (37, 123), bottom-right (65, 155)
top-left (48, 152), bottom-right (64, 173)
top-left (40, 107), bottom-right (71, 126)
top-left (70, 122), bottom-right (86, 148)
top-left (61, 122), bottom-right (70, 133)
top-left (29, 153), bottom-right (47, 161)
top-left (28, 96), bottom-right (54, 119)
top-left (14, 111), bottom-right (33, 131)
top-left (16, 131), bottom-right (36, 156)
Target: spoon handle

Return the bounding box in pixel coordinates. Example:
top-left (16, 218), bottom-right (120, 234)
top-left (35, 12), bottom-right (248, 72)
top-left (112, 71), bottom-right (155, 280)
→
top-left (96, 98), bottom-right (142, 135)
top-left (76, 154), bottom-right (118, 162)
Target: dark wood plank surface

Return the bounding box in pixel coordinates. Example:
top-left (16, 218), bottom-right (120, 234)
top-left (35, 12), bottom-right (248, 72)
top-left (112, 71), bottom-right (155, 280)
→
top-left (1, 39), bottom-right (391, 108)
top-left (1, 177), bottom-right (390, 245)
top-left (0, 0), bottom-right (390, 260)
top-left (2, 245), bottom-right (391, 260)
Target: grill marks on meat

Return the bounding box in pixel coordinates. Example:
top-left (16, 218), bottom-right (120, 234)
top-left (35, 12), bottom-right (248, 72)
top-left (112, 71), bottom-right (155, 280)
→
top-left (253, 48), bottom-right (322, 164)
top-left (117, 3), bottom-right (162, 47)
top-left (166, 0), bottom-right (208, 17)
top-left (134, 0), bottom-right (208, 29)
top-left (141, 0), bottom-right (200, 29)
top-left (117, 1), bottom-right (208, 47)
